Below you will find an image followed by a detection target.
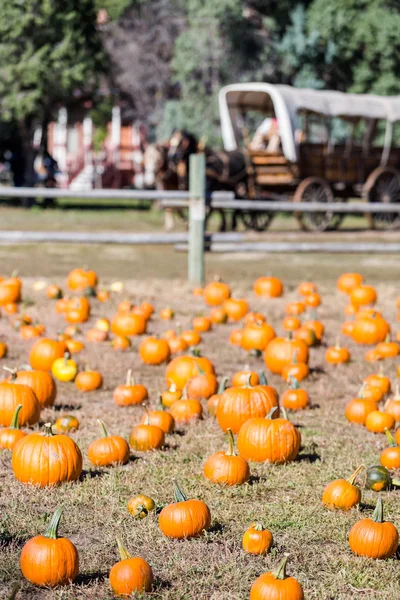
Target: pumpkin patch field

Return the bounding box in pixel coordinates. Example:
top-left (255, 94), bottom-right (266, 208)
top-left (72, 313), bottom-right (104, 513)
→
top-left (1, 259), bottom-right (400, 599)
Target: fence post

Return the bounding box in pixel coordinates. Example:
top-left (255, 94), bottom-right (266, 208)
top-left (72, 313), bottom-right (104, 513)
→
top-left (188, 153), bottom-right (206, 286)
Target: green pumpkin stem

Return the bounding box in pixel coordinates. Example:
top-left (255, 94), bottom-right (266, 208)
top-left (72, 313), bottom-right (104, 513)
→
top-left (226, 428), bottom-right (236, 456)
top-left (43, 422), bottom-right (54, 437)
top-left (2, 366), bottom-right (17, 380)
top-left (173, 479), bottom-right (188, 502)
top-left (98, 420), bottom-right (109, 438)
top-left (288, 375), bottom-right (300, 390)
top-left (10, 404), bottom-right (23, 430)
top-left (358, 384), bottom-right (366, 399)
top-left (244, 374), bottom-right (253, 388)
top-left (372, 496), bottom-right (384, 523)
top-left (259, 371), bottom-right (267, 385)
top-left (196, 363), bottom-right (206, 376)
top-left (191, 346), bottom-right (201, 358)
top-left (384, 428), bottom-right (397, 447)
top-left (142, 403), bottom-right (150, 425)
top-left (253, 522), bottom-right (264, 531)
top-left (44, 506), bottom-right (63, 539)
top-left (116, 537), bottom-right (131, 561)
top-left (217, 376), bottom-right (228, 395)
top-left (266, 406), bottom-right (278, 419)
top-left (272, 555), bottom-right (289, 580)
top-left (347, 465), bottom-right (363, 485)
top-left (281, 406), bottom-right (289, 420)
top-left (292, 350), bottom-right (298, 365)
top-left (287, 331), bottom-right (293, 341)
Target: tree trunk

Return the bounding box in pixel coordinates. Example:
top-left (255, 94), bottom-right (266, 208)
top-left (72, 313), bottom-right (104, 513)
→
top-left (20, 118), bottom-right (36, 207)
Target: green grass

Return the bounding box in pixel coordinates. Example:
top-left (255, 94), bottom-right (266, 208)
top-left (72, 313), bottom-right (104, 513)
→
top-left (1, 270), bottom-right (400, 599)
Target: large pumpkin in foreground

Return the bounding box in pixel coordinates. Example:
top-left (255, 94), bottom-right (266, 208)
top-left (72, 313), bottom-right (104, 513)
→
top-left (12, 423), bottom-right (82, 486)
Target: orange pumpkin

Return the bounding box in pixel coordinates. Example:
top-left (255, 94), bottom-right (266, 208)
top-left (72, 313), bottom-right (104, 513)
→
top-left (253, 276), bottom-right (283, 298)
top-left (281, 378), bottom-right (309, 411)
top-left (223, 298), bottom-right (249, 322)
top-left (285, 301), bottom-right (305, 316)
top-left (111, 336), bottom-right (131, 351)
top-left (109, 538), bottom-right (153, 597)
top-left (65, 339), bottom-right (85, 354)
top-left (244, 312), bottom-right (266, 326)
top-left (54, 414), bottom-right (79, 433)
top-left (180, 329), bottom-right (202, 347)
top-left (325, 339), bottom-right (350, 364)
top-left (365, 410), bottom-right (395, 434)
top-left (281, 352), bottom-right (309, 382)
top-left (161, 382), bottom-right (182, 408)
top-left (337, 272), bottom-right (363, 294)
top-left (352, 312), bottom-right (390, 345)
top-left (75, 369), bottom-right (103, 392)
top-left (297, 282), bottom-right (317, 297)
top-left (46, 284), bottom-right (62, 299)
top-left (67, 268), bottom-right (97, 291)
top-left (350, 284), bottom-right (377, 307)
top-left (0, 376), bottom-right (40, 427)
top-left (265, 335), bottom-right (309, 374)
top-left (14, 367), bottom-right (56, 408)
top-left (322, 466), bottom-right (362, 510)
top-left (20, 507), bottom-right (79, 587)
top-left (385, 385), bottom-right (400, 422)
top-left (345, 386), bottom-right (379, 425)
top-left (203, 280), bottom-right (231, 306)
top-left (29, 338), bottom-right (67, 371)
top-left (232, 369), bottom-right (259, 387)
top-left (168, 335), bottom-right (188, 355)
top-left (113, 370), bottom-right (148, 406)
top-left (0, 342), bottom-right (8, 359)
top-left (140, 405), bottom-right (175, 434)
top-left (349, 497), bottom-right (398, 559)
top-left (129, 415), bottom-right (165, 451)
top-left (243, 522), bottom-right (273, 555)
top-left (186, 365), bottom-right (218, 400)
top-left (111, 312), bottom-right (147, 337)
top-left (380, 429), bottom-right (400, 470)
top-left (216, 377), bottom-right (279, 434)
top-left (237, 410), bottom-right (301, 464)
top-left (0, 404), bottom-right (27, 450)
top-left (160, 307), bottom-right (174, 320)
top-left (12, 423), bottom-right (82, 486)
top-left (240, 322), bottom-right (276, 354)
top-left (88, 420), bottom-right (130, 466)
top-left (193, 316), bottom-right (212, 332)
top-left (304, 292), bottom-right (321, 308)
top-left (376, 336), bottom-right (399, 359)
top-left (282, 316), bottom-right (301, 332)
top-left (203, 428), bottom-right (250, 486)
top-left (169, 395), bottom-right (203, 424)
top-left (229, 328), bottom-right (243, 346)
top-left (158, 481), bottom-right (211, 539)
top-left (165, 355), bottom-right (215, 390)
top-left (364, 367), bottom-right (391, 394)
top-left (207, 377), bottom-right (228, 416)
top-left (0, 275), bottom-right (21, 306)
top-left (139, 336), bottom-right (171, 365)
top-left (65, 296), bottom-right (90, 324)
top-left (250, 556), bottom-right (304, 600)
top-left (209, 307), bottom-right (228, 324)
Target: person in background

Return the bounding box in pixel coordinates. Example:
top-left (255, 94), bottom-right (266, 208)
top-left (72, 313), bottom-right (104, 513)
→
top-left (250, 117), bottom-right (281, 152)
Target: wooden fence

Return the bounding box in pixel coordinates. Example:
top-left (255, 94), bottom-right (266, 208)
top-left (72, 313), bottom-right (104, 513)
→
top-left (1, 154), bottom-right (400, 285)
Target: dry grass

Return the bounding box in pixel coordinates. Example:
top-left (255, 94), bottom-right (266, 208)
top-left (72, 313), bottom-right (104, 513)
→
top-left (1, 262), bottom-right (400, 599)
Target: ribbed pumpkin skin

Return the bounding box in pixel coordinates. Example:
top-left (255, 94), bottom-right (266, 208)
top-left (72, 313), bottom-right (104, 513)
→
top-left (169, 399), bottom-right (203, 424)
top-left (12, 432), bottom-right (82, 486)
top-left (129, 425), bottom-right (165, 451)
top-left (352, 315), bottom-right (389, 345)
top-left (159, 499), bottom-right (211, 539)
top-left (0, 382), bottom-right (40, 427)
top-left (203, 452), bottom-right (250, 486)
top-left (349, 519), bottom-right (398, 559)
top-left (88, 436), bottom-right (130, 466)
top-left (165, 356), bottom-right (215, 390)
top-left (322, 479), bottom-right (361, 510)
top-left (238, 418), bottom-right (301, 464)
top-left (242, 525), bottom-right (273, 555)
top-left (186, 373), bottom-right (218, 400)
top-left (20, 535), bottom-right (79, 587)
top-left (109, 557), bottom-right (154, 597)
top-left (216, 385), bottom-right (279, 434)
top-left (250, 572), bottom-right (304, 600)
top-left (140, 410), bottom-right (175, 434)
top-left (0, 427), bottom-right (26, 450)
top-left (113, 384), bottom-right (148, 406)
top-left (15, 370), bottom-right (57, 408)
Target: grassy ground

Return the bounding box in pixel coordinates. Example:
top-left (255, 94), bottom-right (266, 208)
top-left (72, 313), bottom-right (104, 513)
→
top-left (0, 270), bottom-right (400, 600)
top-left (1, 206), bottom-right (400, 599)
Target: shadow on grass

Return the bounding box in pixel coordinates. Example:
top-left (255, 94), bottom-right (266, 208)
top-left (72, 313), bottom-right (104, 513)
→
top-left (297, 443), bottom-right (320, 463)
top-left (153, 578), bottom-right (172, 591)
top-left (0, 532), bottom-right (27, 549)
top-left (76, 571), bottom-right (108, 585)
top-left (80, 469), bottom-right (107, 481)
top-left (53, 404), bottom-right (82, 412)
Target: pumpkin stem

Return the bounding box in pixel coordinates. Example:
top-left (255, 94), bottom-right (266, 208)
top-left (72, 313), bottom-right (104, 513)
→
top-left (378, 364), bottom-right (384, 377)
top-left (394, 383), bottom-right (400, 400)
top-left (44, 506), bottom-right (63, 539)
top-left (372, 496), bottom-right (384, 523)
top-left (63, 351), bottom-right (71, 364)
top-left (173, 479), bottom-right (188, 502)
top-left (191, 346), bottom-right (201, 357)
top-left (168, 381), bottom-right (177, 393)
top-left (217, 376), bottom-right (228, 395)
top-left (9, 404), bottom-right (23, 430)
top-left (98, 419), bottom-right (109, 438)
top-left (292, 350), bottom-right (298, 364)
top-left (288, 375), bottom-right (300, 390)
top-left (116, 537), bottom-right (131, 561)
top-left (126, 369), bottom-right (134, 386)
top-left (384, 333), bottom-right (390, 343)
top-left (347, 465), bottom-right (363, 485)
top-left (384, 428), bottom-right (397, 447)
top-left (259, 371), bottom-right (268, 386)
top-left (358, 384), bottom-right (366, 399)
top-left (266, 406), bottom-right (278, 419)
top-left (142, 403), bottom-right (150, 425)
top-left (253, 522), bottom-right (264, 531)
top-left (226, 428), bottom-right (236, 456)
top-left (43, 422), bottom-right (54, 437)
top-left (271, 555), bottom-right (289, 580)
top-left (335, 336), bottom-right (341, 350)
top-left (196, 362), bottom-right (206, 376)
top-left (244, 374), bottom-right (253, 388)
top-left (2, 366), bottom-right (17, 380)
top-left (281, 406), bottom-right (289, 420)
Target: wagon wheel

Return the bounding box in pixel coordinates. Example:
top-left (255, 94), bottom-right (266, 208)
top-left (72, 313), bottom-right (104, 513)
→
top-left (294, 177), bottom-right (342, 232)
top-left (240, 210), bottom-right (274, 232)
top-left (363, 167), bottom-right (400, 230)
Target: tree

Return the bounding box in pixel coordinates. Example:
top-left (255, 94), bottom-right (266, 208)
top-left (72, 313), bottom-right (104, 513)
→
top-left (0, 0), bottom-right (105, 184)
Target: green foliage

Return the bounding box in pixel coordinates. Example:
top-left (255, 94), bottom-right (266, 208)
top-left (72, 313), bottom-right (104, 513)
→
top-left (0, 0), bottom-right (105, 125)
